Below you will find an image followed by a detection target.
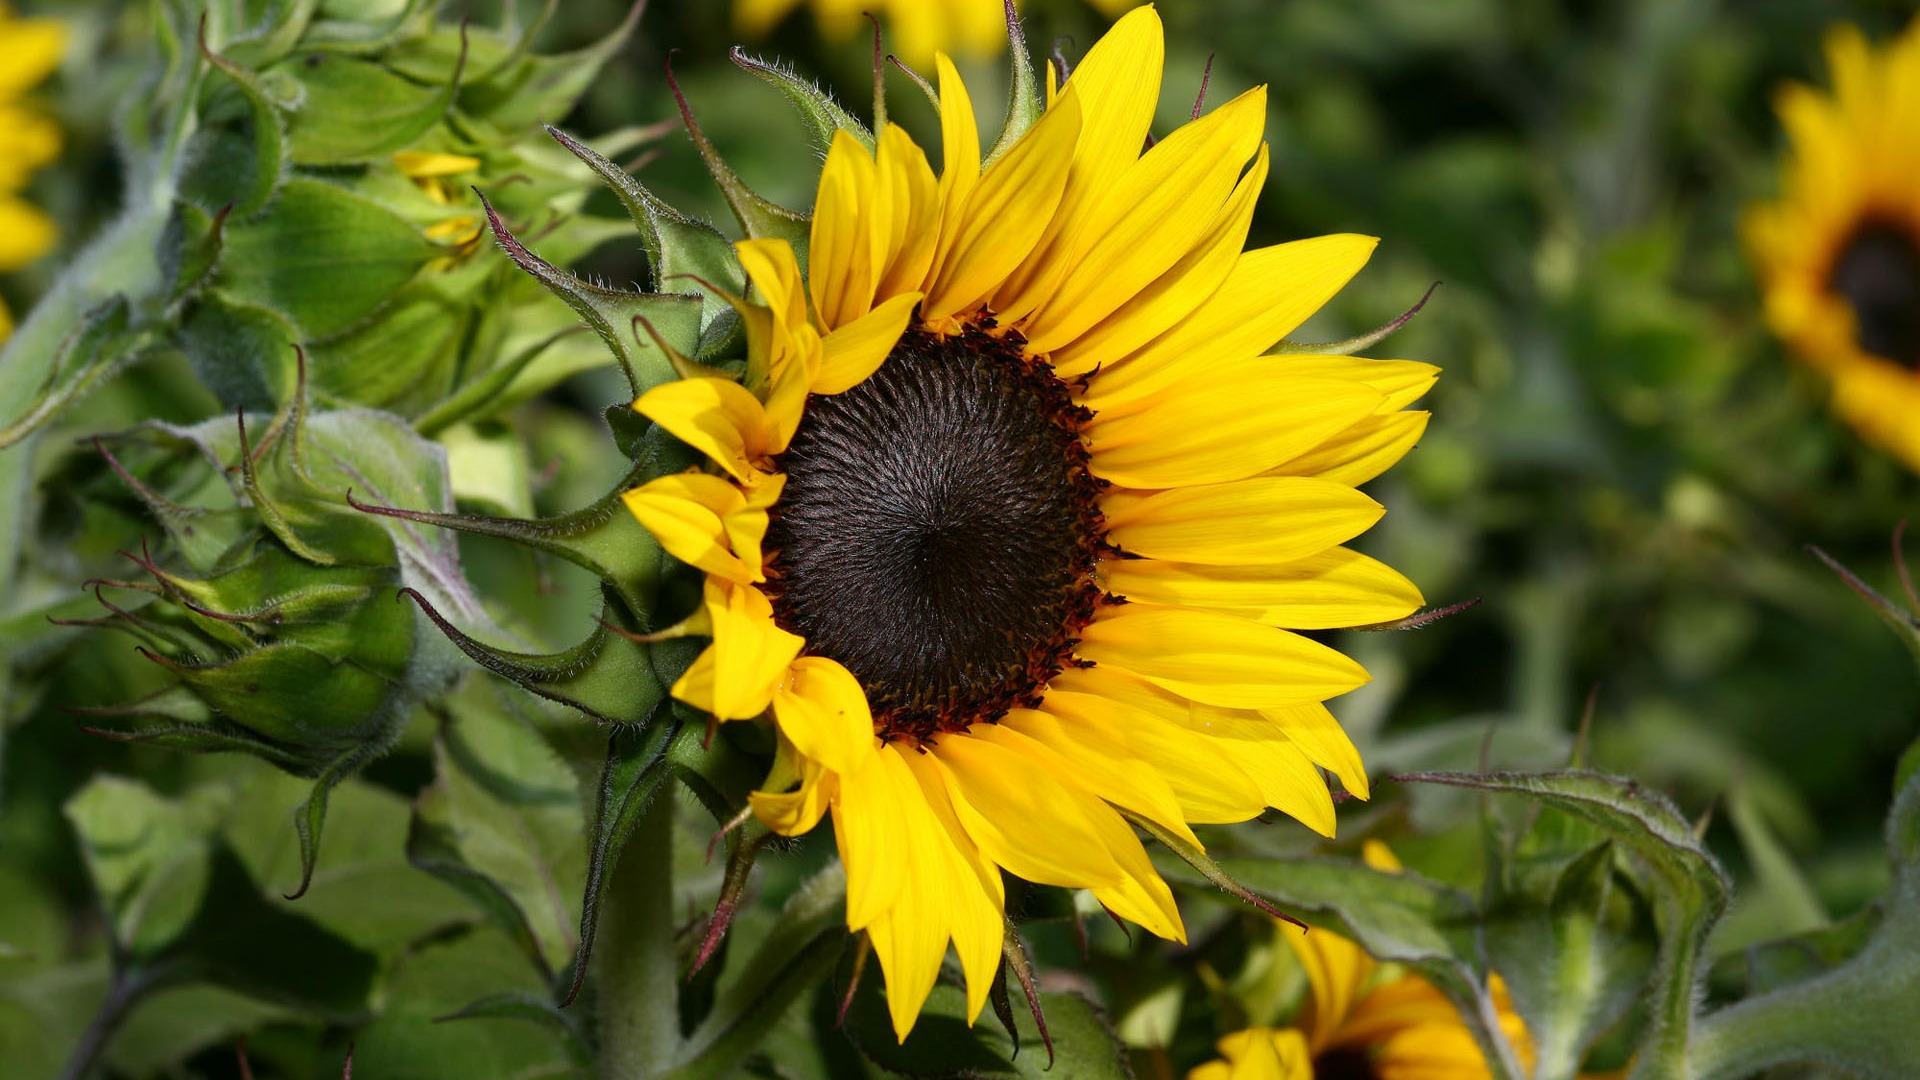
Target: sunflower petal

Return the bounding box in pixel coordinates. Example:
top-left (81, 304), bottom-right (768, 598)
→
top-left (749, 731), bottom-right (837, 835)
top-left (1086, 371), bottom-right (1385, 488)
top-left (672, 581), bottom-right (804, 720)
top-left (634, 377), bottom-right (774, 485)
top-left (1076, 603), bottom-right (1370, 709)
top-left (985, 711), bottom-right (1201, 846)
top-left (622, 472), bottom-right (774, 584)
top-left (929, 733), bottom-right (1127, 889)
top-left (1037, 690), bottom-right (1268, 825)
top-left (1102, 477), bottom-right (1385, 566)
top-left (810, 130), bottom-right (882, 328)
top-left (1264, 702), bottom-right (1370, 800)
top-left (925, 90), bottom-right (1081, 322)
top-left (1265, 410), bottom-right (1430, 487)
top-left (770, 656), bottom-right (877, 777)
top-left (1098, 547), bottom-right (1423, 628)
top-left (815, 290), bottom-right (920, 394)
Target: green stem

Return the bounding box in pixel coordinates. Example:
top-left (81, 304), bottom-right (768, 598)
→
top-left (1631, 914), bottom-right (1704, 1080)
top-left (596, 789), bottom-right (679, 1079)
top-left (1688, 937), bottom-right (1920, 1080)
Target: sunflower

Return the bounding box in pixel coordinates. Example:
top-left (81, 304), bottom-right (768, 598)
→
top-left (734, 0), bottom-right (1140, 71)
top-left (0, 2), bottom-right (65, 341)
top-left (1744, 16), bottom-right (1920, 472)
top-left (1191, 843), bottom-right (1535, 1080)
top-left (624, 6), bottom-right (1434, 1040)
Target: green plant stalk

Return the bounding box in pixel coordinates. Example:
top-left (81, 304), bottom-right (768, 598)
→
top-left (1688, 922), bottom-right (1920, 1080)
top-left (596, 787), bottom-right (679, 1079)
top-left (1632, 918), bottom-right (1705, 1080)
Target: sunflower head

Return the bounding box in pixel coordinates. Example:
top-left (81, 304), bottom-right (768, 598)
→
top-left (608, 3), bottom-right (1435, 1042)
top-left (1744, 16), bottom-right (1920, 471)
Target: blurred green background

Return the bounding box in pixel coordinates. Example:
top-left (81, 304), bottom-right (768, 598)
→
top-left (5, 0), bottom-right (1920, 1076)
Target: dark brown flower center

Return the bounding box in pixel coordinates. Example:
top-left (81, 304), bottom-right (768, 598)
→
top-left (1829, 220), bottom-right (1920, 367)
top-left (763, 324), bottom-right (1106, 743)
top-left (1313, 1048), bottom-right (1379, 1080)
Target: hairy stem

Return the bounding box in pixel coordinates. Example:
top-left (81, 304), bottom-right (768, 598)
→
top-left (596, 789), bottom-right (679, 1079)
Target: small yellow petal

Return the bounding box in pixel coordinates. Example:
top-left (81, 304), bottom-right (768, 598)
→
top-left (671, 581), bottom-right (803, 720)
top-left (621, 471), bottom-right (774, 584)
top-left (633, 377), bottom-right (775, 485)
top-left (875, 123), bottom-right (942, 298)
top-left (749, 731), bottom-right (837, 835)
top-left (928, 733), bottom-right (1126, 890)
top-left (392, 150), bottom-right (482, 178)
top-left (832, 740), bottom-right (912, 931)
top-left (1272, 354), bottom-right (1440, 411)
top-left (0, 16), bottom-right (65, 99)
top-left (1265, 702), bottom-right (1371, 801)
top-left (770, 656), bottom-right (877, 777)
top-left (809, 131), bottom-right (881, 329)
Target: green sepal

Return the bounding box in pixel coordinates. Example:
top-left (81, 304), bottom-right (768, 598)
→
top-left (1402, 770), bottom-right (1730, 1080)
top-left (1121, 807), bottom-right (1304, 927)
top-left (300, 0), bottom-right (436, 54)
top-left (729, 47), bottom-right (874, 155)
top-left (545, 125), bottom-right (746, 326)
top-left (196, 24), bottom-right (290, 218)
top-left (213, 0), bottom-right (322, 69)
top-left (219, 177), bottom-right (440, 340)
top-left (450, 0), bottom-right (644, 131)
top-left (433, 991), bottom-right (592, 1067)
top-left (1807, 545), bottom-right (1920, 672)
top-left (478, 191), bottom-right (699, 395)
top-left (159, 201), bottom-right (232, 312)
top-left (177, 291), bottom-right (299, 412)
top-left (667, 61), bottom-right (812, 257)
top-left (348, 456), bottom-right (668, 624)
top-left (273, 37), bottom-right (465, 164)
top-left (561, 709), bottom-right (684, 1006)
top-left (986, 0), bottom-right (1041, 165)
top-left (400, 589), bottom-right (664, 725)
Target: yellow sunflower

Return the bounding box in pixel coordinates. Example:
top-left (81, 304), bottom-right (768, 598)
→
top-left (1744, 16), bottom-right (1920, 472)
top-left (0, 2), bottom-right (65, 341)
top-left (734, 0), bottom-right (1141, 71)
top-left (624, 6), bottom-right (1433, 1040)
top-left (1192, 843), bottom-right (1534, 1080)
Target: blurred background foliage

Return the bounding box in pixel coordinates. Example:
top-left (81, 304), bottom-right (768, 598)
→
top-left (3, 0), bottom-right (1919, 1077)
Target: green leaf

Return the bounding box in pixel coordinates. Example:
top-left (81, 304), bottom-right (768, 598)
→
top-left (408, 699), bottom-right (587, 977)
top-left (220, 177), bottom-right (439, 340)
top-left (842, 981), bottom-right (1130, 1080)
top-left (63, 776), bottom-right (216, 958)
top-left (454, 0), bottom-right (644, 131)
top-left (349, 927), bottom-right (577, 1080)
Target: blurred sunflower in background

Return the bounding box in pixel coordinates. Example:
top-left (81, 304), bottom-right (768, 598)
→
top-left (733, 0), bottom-right (1140, 70)
top-left (1745, 16), bottom-right (1920, 473)
top-left (626, 5), bottom-right (1434, 1041)
top-left (0, 2), bottom-right (64, 341)
top-left (1190, 843), bottom-right (1535, 1080)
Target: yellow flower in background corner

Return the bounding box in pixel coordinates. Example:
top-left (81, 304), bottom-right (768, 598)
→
top-left (0, 2), bottom-right (66, 341)
top-left (1189, 1028), bottom-right (1314, 1080)
top-left (1284, 842), bottom-right (1534, 1080)
top-left (1744, 17), bottom-right (1920, 473)
top-left (625, 6), bottom-right (1434, 1041)
top-left (734, 0), bottom-right (1143, 71)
